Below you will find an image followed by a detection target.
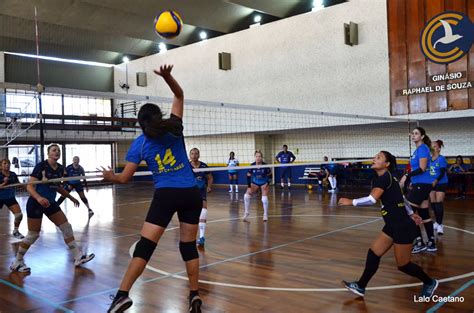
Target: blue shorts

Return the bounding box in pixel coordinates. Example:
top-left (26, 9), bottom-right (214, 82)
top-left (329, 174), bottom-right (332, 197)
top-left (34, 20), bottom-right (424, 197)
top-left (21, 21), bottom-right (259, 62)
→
top-left (0, 197), bottom-right (18, 208)
top-left (26, 197), bottom-right (61, 219)
top-left (66, 183), bottom-right (84, 193)
top-left (281, 167), bottom-right (292, 178)
top-left (228, 170), bottom-right (237, 175)
top-left (252, 180), bottom-right (269, 187)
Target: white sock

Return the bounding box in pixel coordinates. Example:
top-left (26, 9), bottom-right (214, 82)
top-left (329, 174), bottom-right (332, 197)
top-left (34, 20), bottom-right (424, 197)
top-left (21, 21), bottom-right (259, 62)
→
top-left (262, 196), bottom-right (269, 216)
top-left (281, 182), bottom-right (284, 187)
top-left (333, 177), bottom-right (337, 189)
top-left (235, 184), bottom-right (239, 191)
top-left (199, 208), bottom-right (207, 238)
top-left (229, 184), bottom-right (233, 191)
top-left (244, 193), bottom-right (251, 215)
top-left (67, 241), bottom-right (83, 259)
top-left (329, 177), bottom-right (335, 189)
top-left (288, 182), bottom-right (291, 187)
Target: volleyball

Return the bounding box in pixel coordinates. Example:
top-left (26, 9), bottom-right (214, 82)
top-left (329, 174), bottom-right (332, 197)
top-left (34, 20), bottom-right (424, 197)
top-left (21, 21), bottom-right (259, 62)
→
top-left (154, 10), bottom-right (183, 39)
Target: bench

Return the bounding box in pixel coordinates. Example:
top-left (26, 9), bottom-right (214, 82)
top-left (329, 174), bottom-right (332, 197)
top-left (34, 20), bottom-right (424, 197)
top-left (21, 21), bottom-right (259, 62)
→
top-left (299, 167), bottom-right (326, 189)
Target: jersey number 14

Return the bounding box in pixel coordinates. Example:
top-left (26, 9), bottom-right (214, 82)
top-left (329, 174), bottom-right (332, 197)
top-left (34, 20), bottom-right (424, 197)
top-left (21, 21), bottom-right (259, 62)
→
top-left (155, 149), bottom-right (177, 171)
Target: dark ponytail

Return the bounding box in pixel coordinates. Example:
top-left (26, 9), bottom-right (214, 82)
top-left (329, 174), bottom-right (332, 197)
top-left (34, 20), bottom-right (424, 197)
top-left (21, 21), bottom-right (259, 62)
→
top-left (380, 150), bottom-right (397, 173)
top-left (138, 103), bottom-right (182, 138)
top-left (414, 126), bottom-right (432, 148)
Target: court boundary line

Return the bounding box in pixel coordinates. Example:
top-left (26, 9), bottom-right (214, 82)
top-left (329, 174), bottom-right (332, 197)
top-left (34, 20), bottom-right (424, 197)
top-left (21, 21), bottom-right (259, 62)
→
top-left (426, 279), bottom-right (474, 313)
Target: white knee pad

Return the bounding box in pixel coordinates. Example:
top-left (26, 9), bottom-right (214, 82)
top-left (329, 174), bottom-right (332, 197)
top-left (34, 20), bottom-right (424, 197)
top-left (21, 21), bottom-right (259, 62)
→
top-left (59, 222), bottom-right (74, 239)
top-left (24, 231), bottom-right (40, 246)
top-left (199, 208), bottom-right (208, 220)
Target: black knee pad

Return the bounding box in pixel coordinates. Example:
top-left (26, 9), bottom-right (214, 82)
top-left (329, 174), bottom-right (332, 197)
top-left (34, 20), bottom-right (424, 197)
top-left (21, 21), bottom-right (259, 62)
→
top-left (418, 208), bottom-right (431, 221)
top-left (133, 236), bottom-right (157, 261)
top-left (179, 241), bottom-right (199, 262)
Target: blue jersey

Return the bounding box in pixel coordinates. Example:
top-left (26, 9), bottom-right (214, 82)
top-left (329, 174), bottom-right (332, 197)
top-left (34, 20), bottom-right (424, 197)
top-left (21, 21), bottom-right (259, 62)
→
top-left (410, 144), bottom-right (432, 184)
top-left (191, 161), bottom-right (209, 189)
top-left (323, 163), bottom-right (338, 175)
top-left (0, 171), bottom-right (19, 199)
top-left (248, 162), bottom-right (271, 185)
top-left (276, 151), bottom-right (296, 164)
top-left (126, 114), bottom-right (196, 189)
top-left (430, 155), bottom-right (448, 184)
top-left (66, 164), bottom-right (85, 185)
top-left (30, 160), bottom-right (66, 202)
top-left (450, 164), bottom-right (469, 173)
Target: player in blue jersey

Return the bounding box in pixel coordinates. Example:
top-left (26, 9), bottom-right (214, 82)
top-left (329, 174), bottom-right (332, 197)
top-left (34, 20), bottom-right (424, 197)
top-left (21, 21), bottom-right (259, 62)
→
top-left (338, 151), bottom-right (437, 299)
top-left (0, 159), bottom-right (25, 239)
top-left (227, 151), bottom-right (239, 193)
top-left (399, 127), bottom-right (436, 253)
top-left (275, 145), bottom-right (296, 190)
top-left (429, 140), bottom-right (448, 236)
top-left (189, 148), bottom-right (213, 248)
top-left (244, 151), bottom-right (272, 222)
top-left (57, 156), bottom-right (94, 218)
top-left (103, 65), bottom-right (202, 313)
top-left (9, 144), bottom-right (94, 274)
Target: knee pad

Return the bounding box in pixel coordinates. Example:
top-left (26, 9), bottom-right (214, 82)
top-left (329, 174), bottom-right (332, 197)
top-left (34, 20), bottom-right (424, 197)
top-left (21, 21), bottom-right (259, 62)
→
top-left (261, 196), bottom-right (268, 205)
top-left (179, 241), bottom-right (199, 262)
top-left (24, 231), bottom-right (40, 246)
top-left (59, 222), bottom-right (74, 239)
top-left (418, 208), bottom-right (431, 222)
top-left (133, 236), bottom-right (157, 261)
top-left (14, 212), bottom-right (23, 221)
top-left (199, 208), bottom-right (208, 221)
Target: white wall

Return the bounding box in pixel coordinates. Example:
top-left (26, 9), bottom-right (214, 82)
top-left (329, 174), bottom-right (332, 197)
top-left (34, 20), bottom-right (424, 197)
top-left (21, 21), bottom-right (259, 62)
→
top-left (115, 0), bottom-right (390, 117)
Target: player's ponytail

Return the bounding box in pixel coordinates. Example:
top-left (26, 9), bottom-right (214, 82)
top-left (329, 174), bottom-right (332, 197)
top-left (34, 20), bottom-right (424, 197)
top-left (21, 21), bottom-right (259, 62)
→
top-left (380, 150), bottom-right (397, 173)
top-left (138, 103), bottom-right (182, 138)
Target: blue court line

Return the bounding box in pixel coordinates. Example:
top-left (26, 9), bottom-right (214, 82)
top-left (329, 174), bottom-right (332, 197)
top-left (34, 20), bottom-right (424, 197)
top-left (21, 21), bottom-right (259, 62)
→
top-left (0, 278), bottom-right (74, 313)
top-left (57, 217), bottom-right (381, 305)
top-left (426, 279), bottom-right (474, 313)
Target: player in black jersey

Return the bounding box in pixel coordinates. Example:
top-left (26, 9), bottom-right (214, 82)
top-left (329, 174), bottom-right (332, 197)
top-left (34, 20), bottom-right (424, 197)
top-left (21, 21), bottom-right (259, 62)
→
top-left (338, 151), bottom-right (437, 298)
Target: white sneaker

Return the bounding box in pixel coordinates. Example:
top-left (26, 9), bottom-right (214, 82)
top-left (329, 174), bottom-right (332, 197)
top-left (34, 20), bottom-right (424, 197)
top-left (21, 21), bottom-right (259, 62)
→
top-left (437, 224), bottom-right (444, 235)
top-left (12, 230), bottom-right (25, 240)
top-left (74, 253), bottom-right (95, 267)
top-left (433, 222), bottom-right (439, 233)
top-left (263, 215), bottom-right (268, 222)
top-left (243, 213), bottom-right (250, 222)
top-left (10, 259), bottom-right (31, 273)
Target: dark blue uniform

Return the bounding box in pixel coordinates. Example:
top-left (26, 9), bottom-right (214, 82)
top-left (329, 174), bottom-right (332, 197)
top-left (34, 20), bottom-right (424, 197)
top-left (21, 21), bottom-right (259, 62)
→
top-left (191, 161), bottom-right (209, 201)
top-left (0, 171), bottom-right (20, 208)
top-left (64, 164), bottom-right (86, 192)
top-left (26, 160), bottom-right (66, 218)
top-left (276, 151), bottom-right (296, 179)
top-left (248, 162), bottom-right (272, 186)
top-left (125, 114), bottom-right (201, 227)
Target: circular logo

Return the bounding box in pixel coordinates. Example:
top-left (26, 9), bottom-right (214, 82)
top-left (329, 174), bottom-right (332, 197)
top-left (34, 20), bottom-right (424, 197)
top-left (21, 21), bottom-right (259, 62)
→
top-left (420, 11), bottom-right (474, 64)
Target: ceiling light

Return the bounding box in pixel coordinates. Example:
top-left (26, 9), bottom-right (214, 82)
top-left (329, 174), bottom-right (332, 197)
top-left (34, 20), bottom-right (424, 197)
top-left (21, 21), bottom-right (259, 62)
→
top-left (254, 15), bottom-right (262, 23)
top-left (199, 31), bottom-right (207, 40)
top-left (122, 56), bottom-right (129, 63)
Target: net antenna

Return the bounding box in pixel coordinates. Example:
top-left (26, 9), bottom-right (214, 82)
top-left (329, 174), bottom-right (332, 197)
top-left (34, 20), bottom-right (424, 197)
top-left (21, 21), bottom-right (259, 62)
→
top-left (34, 6), bottom-right (45, 160)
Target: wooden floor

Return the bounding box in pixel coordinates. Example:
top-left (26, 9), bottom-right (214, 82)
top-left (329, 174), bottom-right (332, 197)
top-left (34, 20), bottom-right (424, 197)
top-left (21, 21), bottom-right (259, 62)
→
top-left (0, 183), bottom-right (473, 313)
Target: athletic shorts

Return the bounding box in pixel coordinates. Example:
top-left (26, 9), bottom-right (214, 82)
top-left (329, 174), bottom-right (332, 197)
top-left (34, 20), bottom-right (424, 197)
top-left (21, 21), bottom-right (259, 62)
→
top-left (65, 183), bottom-right (84, 193)
top-left (199, 187), bottom-right (207, 202)
top-left (0, 197), bottom-right (18, 208)
top-left (26, 197), bottom-right (61, 219)
top-left (382, 220), bottom-right (418, 244)
top-left (145, 187), bottom-right (202, 228)
top-left (432, 183), bottom-right (447, 193)
top-left (228, 170), bottom-right (237, 175)
top-left (406, 183), bottom-right (432, 206)
top-left (281, 167), bottom-right (292, 179)
top-left (251, 181), bottom-right (269, 187)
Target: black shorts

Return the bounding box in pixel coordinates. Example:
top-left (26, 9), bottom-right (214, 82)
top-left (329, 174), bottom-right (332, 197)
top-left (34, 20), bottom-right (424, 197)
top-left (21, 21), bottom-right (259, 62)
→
top-left (146, 187), bottom-right (202, 228)
top-left (406, 183), bottom-right (432, 206)
top-left (26, 197), bottom-right (61, 219)
top-left (66, 183), bottom-right (84, 193)
top-left (199, 187), bottom-right (207, 202)
top-left (281, 167), bottom-right (292, 178)
top-left (382, 220), bottom-right (418, 244)
top-left (0, 197), bottom-right (18, 208)
top-left (432, 183), bottom-right (447, 192)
